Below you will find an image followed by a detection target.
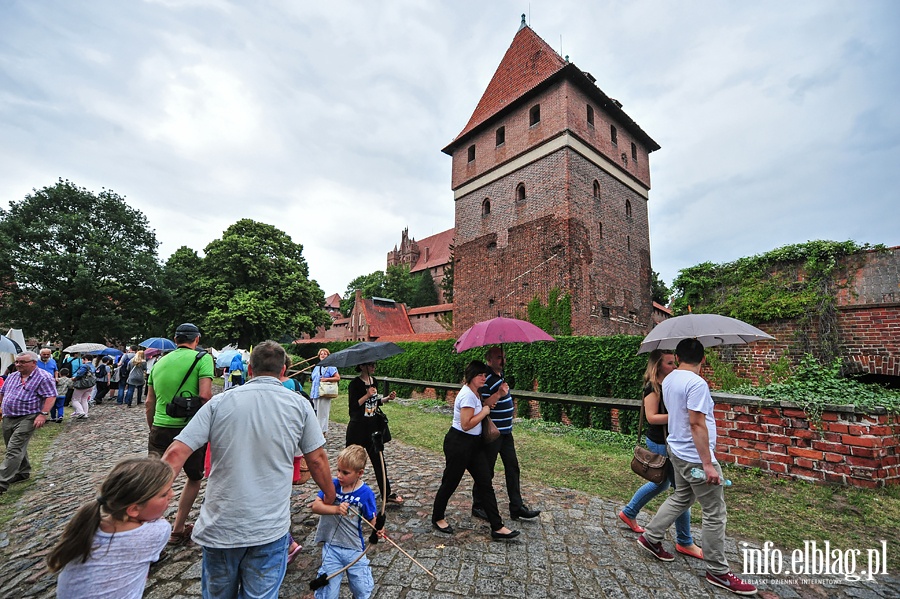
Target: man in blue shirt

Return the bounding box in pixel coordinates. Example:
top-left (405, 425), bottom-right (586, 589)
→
top-left (37, 349), bottom-right (59, 380)
top-left (472, 346), bottom-right (540, 521)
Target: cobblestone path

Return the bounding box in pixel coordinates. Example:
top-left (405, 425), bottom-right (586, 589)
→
top-left (1, 401), bottom-right (897, 598)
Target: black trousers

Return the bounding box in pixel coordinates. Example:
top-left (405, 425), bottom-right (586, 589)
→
top-left (346, 419), bottom-right (391, 498)
top-left (433, 427), bottom-right (504, 531)
top-left (472, 432), bottom-right (523, 515)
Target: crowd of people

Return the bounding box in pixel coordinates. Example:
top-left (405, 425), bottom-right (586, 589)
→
top-left (0, 326), bottom-right (758, 597)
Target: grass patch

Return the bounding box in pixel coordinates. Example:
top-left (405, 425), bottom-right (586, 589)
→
top-left (331, 396), bottom-right (900, 571)
top-left (0, 421), bottom-right (64, 526)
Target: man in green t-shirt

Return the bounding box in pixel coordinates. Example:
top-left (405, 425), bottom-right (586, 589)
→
top-left (146, 322), bottom-right (214, 545)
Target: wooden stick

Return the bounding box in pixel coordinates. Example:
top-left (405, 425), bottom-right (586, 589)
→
top-left (348, 507), bottom-right (435, 578)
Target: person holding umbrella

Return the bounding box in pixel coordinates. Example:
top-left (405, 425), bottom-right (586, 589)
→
top-left (431, 360), bottom-right (519, 540)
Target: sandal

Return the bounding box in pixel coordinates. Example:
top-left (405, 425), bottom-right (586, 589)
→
top-left (287, 542), bottom-right (303, 565)
top-left (168, 523), bottom-right (194, 546)
top-left (386, 493), bottom-right (404, 505)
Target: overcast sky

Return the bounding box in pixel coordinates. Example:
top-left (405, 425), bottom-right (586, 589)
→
top-left (2, 1), bottom-right (898, 299)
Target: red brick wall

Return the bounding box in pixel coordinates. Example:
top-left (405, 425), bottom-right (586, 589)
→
top-left (713, 395), bottom-right (900, 488)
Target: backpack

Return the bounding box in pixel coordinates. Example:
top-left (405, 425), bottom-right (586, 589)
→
top-left (118, 355), bottom-right (132, 378)
top-left (73, 364), bottom-right (96, 389)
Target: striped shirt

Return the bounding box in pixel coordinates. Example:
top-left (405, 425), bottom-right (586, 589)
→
top-left (0, 369), bottom-right (57, 417)
top-left (480, 371), bottom-right (515, 434)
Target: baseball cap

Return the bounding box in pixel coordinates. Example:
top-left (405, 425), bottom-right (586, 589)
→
top-left (174, 323), bottom-right (201, 338)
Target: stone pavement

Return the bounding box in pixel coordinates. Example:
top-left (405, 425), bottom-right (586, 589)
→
top-left (1, 400), bottom-right (898, 598)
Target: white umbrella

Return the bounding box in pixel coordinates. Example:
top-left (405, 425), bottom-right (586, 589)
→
top-left (638, 313), bottom-right (774, 354)
top-left (63, 342), bottom-right (110, 354)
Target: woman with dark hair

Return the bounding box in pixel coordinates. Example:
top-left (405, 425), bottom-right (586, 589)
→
top-left (431, 360), bottom-right (519, 540)
top-left (618, 349), bottom-right (702, 559)
top-left (345, 362), bottom-right (403, 505)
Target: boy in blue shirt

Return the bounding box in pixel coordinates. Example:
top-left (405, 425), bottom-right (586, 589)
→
top-left (312, 445), bottom-right (377, 599)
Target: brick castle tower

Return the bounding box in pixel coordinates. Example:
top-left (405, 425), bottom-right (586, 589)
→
top-left (443, 16), bottom-right (660, 336)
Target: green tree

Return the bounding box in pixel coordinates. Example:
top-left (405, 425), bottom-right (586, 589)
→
top-left (441, 245), bottom-right (454, 303)
top-left (383, 264), bottom-right (416, 305)
top-left (651, 270), bottom-right (671, 305)
top-left (340, 270), bottom-right (385, 315)
top-left (0, 179), bottom-right (163, 348)
top-left (410, 272), bottom-right (439, 308)
top-left (156, 246), bottom-right (205, 333)
top-left (195, 219), bottom-right (329, 347)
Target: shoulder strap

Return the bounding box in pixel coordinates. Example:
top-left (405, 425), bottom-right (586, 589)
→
top-left (173, 350), bottom-right (206, 398)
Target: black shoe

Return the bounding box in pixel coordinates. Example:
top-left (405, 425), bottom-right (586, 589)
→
top-left (491, 529), bottom-right (520, 540)
top-left (10, 473), bottom-right (30, 484)
top-left (432, 521), bottom-right (454, 534)
top-left (471, 507), bottom-right (488, 521)
top-left (511, 507), bottom-right (541, 520)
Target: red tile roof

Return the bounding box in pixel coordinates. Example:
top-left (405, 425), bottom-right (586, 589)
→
top-left (325, 293), bottom-right (342, 310)
top-left (409, 228), bottom-right (454, 273)
top-left (376, 332), bottom-right (456, 343)
top-left (362, 298), bottom-right (415, 338)
top-left (407, 303), bottom-right (453, 316)
top-left (450, 25), bottom-right (566, 144)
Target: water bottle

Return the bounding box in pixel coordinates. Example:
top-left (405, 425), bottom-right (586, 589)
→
top-left (690, 467), bottom-right (732, 486)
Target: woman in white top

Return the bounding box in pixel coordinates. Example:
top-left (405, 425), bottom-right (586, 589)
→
top-left (430, 361), bottom-right (519, 540)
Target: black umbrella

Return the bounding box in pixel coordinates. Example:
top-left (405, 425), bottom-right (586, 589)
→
top-left (317, 342), bottom-right (404, 368)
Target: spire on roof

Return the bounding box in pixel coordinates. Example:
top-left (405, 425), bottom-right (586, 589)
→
top-left (519, 13), bottom-right (526, 30)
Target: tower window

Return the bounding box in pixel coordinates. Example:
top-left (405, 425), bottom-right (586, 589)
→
top-left (482, 198), bottom-right (491, 217)
top-left (467, 144), bottom-right (475, 163)
top-left (496, 126), bottom-right (505, 147)
top-left (529, 104), bottom-right (541, 127)
top-left (626, 199), bottom-right (632, 218)
top-left (516, 183), bottom-right (526, 202)
top-left (593, 180), bottom-right (600, 199)
top-left (610, 125), bottom-right (618, 145)
top-left (601, 306), bottom-right (610, 318)
top-left (631, 142), bottom-right (638, 162)
top-left (627, 235), bottom-right (631, 252)
top-left (598, 222), bottom-right (603, 239)
top-left (587, 105), bottom-right (594, 126)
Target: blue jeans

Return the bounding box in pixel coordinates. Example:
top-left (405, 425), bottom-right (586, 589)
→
top-left (51, 396), bottom-right (66, 420)
top-left (117, 383), bottom-right (127, 404)
top-left (124, 384), bottom-right (143, 406)
top-left (622, 438), bottom-right (694, 545)
top-left (315, 543), bottom-right (373, 599)
top-left (201, 533), bottom-right (289, 599)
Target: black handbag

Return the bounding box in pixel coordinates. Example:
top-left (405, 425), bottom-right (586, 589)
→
top-left (372, 407), bottom-right (391, 443)
top-left (630, 398), bottom-right (668, 485)
top-left (164, 350), bottom-right (207, 419)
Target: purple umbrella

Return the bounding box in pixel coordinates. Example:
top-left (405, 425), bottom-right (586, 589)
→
top-left (454, 317), bottom-right (555, 353)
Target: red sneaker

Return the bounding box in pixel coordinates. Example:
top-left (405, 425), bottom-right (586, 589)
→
top-left (706, 571), bottom-right (757, 595)
top-left (618, 510), bottom-right (645, 533)
top-left (637, 535), bottom-right (674, 561)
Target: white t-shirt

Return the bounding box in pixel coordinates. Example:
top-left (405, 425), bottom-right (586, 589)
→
top-left (451, 385), bottom-right (482, 436)
top-left (56, 518), bottom-right (170, 599)
top-left (175, 376), bottom-right (326, 549)
top-left (662, 369), bottom-right (717, 464)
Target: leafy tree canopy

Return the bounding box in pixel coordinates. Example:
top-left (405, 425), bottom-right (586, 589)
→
top-left (650, 270), bottom-right (670, 306)
top-left (155, 246), bottom-right (205, 334)
top-left (341, 270), bottom-right (385, 315)
top-left (340, 264), bottom-right (438, 314)
top-left (195, 219), bottom-right (329, 347)
top-left (0, 179), bottom-right (163, 348)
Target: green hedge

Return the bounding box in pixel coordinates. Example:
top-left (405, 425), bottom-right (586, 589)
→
top-left (290, 336), bottom-right (648, 432)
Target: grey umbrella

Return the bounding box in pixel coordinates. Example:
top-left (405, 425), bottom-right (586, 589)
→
top-left (317, 342), bottom-right (404, 368)
top-left (63, 342), bottom-right (110, 354)
top-left (638, 313), bottom-right (774, 354)
top-left (0, 335), bottom-right (22, 354)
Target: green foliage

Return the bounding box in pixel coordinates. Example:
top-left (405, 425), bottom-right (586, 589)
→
top-left (650, 269), bottom-right (670, 305)
top-left (526, 287), bottom-right (572, 335)
top-left (157, 246), bottom-right (205, 334)
top-left (704, 349), bottom-right (750, 391)
top-left (440, 245), bottom-right (454, 304)
top-left (195, 219), bottom-right (329, 347)
top-left (670, 240), bottom-right (881, 364)
top-left (341, 271), bottom-right (385, 315)
top-left (732, 354), bottom-right (900, 419)
top-left (383, 264), bottom-right (416, 305)
top-left (314, 335), bottom-right (648, 431)
top-left (410, 271), bottom-right (439, 308)
top-left (0, 179), bottom-right (163, 347)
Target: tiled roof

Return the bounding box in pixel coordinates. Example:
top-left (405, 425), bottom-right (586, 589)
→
top-left (407, 303), bottom-right (454, 316)
top-left (409, 228), bottom-right (454, 273)
top-left (325, 293), bottom-right (342, 310)
top-left (362, 298), bottom-right (415, 338)
top-left (652, 302), bottom-right (672, 315)
top-left (376, 332), bottom-right (456, 343)
top-left (449, 25), bottom-right (566, 144)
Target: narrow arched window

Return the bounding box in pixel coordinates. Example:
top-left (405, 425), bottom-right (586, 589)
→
top-left (593, 180), bottom-right (600, 199)
top-left (598, 222), bottom-right (603, 239)
top-left (516, 183), bottom-right (526, 202)
top-left (625, 199), bottom-right (632, 218)
top-left (482, 198), bottom-right (491, 217)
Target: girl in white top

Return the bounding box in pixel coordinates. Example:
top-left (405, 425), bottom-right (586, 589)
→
top-left (48, 457), bottom-right (174, 599)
